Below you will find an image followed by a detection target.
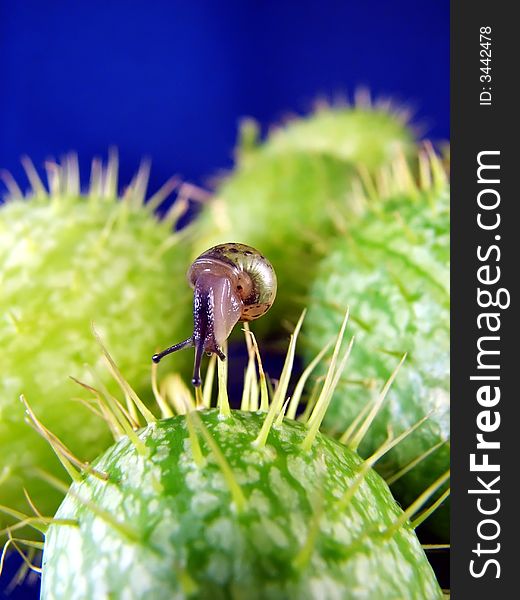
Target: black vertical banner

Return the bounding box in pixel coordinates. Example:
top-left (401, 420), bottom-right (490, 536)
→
top-left (451, 2), bottom-right (517, 598)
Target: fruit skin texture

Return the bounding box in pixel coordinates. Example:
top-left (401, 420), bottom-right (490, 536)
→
top-left (41, 410), bottom-right (442, 600)
top-left (0, 191), bottom-right (193, 519)
top-left (304, 183), bottom-right (450, 540)
top-left (195, 107), bottom-right (414, 337)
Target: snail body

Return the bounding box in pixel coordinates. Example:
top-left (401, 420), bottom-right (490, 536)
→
top-left (153, 243), bottom-right (276, 386)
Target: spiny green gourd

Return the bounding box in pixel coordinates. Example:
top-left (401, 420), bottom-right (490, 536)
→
top-left (303, 150), bottom-right (450, 541)
top-left (195, 98), bottom-right (416, 338)
top-left (0, 154), bottom-right (194, 521)
top-left (4, 314), bottom-right (446, 599)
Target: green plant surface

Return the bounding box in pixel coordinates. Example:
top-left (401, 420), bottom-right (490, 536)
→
top-left (303, 157), bottom-right (450, 540)
top-left (41, 410), bottom-right (442, 600)
top-left (3, 308), bottom-right (447, 598)
top-left (0, 156), bottom-right (194, 520)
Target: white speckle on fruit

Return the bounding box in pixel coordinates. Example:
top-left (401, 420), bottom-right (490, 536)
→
top-left (91, 518), bottom-right (107, 544)
top-left (191, 491), bottom-right (221, 515)
top-left (184, 467), bottom-right (206, 493)
top-left (248, 489), bottom-right (271, 515)
top-left (309, 576), bottom-right (345, 600)
top-left (235, 464), bottom-right (260, 484)
top-left (286, 455), bottom-right (313, 494)
top-left (260, 517), bottom-right (290, 547)
top-left (331, 518), bottom-right (358, 546)
top-left (118, 545), bottom-right (134, 570)
top-left (206, 517), bottom-right (235, 551)
top-left (268, 467), bottom-right (299, 507)
top-left (206, 553), bottom-right (231, 585)
top-left (182, 437), bottom-right (192, 453)
top-left (289, 512), bottom-right (307, 545)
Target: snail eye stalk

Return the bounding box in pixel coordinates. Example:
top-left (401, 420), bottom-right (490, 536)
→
top-left (152, 338), bottom-right (193, 364)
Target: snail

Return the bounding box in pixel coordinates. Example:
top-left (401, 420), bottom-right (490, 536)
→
top-left (152, 243), bottom-right (277, 386)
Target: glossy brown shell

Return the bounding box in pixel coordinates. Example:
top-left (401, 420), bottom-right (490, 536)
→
top-left (188, 243), bottom-right (277, 321)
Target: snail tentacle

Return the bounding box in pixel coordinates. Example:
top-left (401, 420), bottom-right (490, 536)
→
top-left (152, 337), bottom-right (194, 364)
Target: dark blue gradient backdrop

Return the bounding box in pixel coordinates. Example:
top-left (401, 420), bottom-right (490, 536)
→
top-left (0, 0), bottom-right (448, 195)
top-left (0, 1), bottom-right (448, 597)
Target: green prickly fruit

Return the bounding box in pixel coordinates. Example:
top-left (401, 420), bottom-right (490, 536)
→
top-left (41, 409), bottom-right (443, 600)
top-left (0, 156), bottom-right (193, 520)
top-left (195, 104), bottom-right (415, 338)
top-left (256, 98), bottom-right (413, 168)
top-left (303, 156), bottom-right (450, 540)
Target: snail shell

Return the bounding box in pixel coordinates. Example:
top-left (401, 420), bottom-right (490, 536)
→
top-left (188, 242), bottom-right (277, 321)
top-left (152, 243), bottom-right (277, 387)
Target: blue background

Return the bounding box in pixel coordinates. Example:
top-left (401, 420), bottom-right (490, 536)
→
top-left (0, 0), bottom-right (448, 196)
top-left (0, 0), bottom-right (449, 596)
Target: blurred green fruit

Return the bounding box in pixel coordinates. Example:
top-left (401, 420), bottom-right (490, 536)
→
top-left (195, 103), bottom-right (415, 338)
top-left (304, 151), bottom-right (450, 540)
top-left (0, 154), bottom-right (194, 522)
